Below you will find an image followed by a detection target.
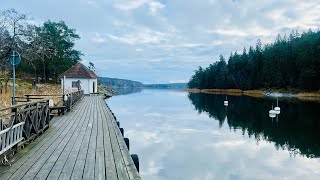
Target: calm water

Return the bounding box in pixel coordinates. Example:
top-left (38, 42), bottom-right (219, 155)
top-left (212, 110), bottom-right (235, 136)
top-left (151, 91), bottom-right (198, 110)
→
top-left (107, 89), bottom-right (320, 180)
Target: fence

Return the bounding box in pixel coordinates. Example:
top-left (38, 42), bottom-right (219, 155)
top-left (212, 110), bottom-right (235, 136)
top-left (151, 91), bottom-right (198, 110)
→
top-left (0, 99), bottom-right (50, 157)
top-left (0, 90), bottom-right (84, 159)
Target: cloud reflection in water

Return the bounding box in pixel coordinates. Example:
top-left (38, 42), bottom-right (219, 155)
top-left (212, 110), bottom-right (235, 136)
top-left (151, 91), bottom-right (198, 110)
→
top-left (107, 89), bottom-right (320, 179)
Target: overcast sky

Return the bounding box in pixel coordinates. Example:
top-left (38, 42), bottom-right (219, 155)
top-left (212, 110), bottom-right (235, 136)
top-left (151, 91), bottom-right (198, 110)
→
top-left (2, 0), bottom-right (320, 83)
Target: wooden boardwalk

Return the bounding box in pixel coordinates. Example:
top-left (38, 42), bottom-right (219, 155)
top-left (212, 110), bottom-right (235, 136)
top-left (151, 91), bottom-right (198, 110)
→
top-left (0, 96), bottom-right (140, 180)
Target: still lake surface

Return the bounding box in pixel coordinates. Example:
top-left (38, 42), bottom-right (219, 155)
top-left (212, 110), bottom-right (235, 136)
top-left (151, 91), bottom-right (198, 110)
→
top-left (107, 89), bottom-right (320, 180)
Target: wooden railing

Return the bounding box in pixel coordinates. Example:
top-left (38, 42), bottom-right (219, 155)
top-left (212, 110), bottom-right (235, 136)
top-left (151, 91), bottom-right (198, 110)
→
top-left (17, 90), bottom-right (84, 111)
top-left (0, 122), bottom-right (24, 156)
top-left (0, 91), bottom-right (84, 159)
top-left (63, 90), bottom-right (84, 111)
top-left (0, 99), bottom-right (50, 157)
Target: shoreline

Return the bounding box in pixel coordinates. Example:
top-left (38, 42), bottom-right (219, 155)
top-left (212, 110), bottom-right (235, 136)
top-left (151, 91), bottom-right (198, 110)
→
top-left (184, 88), bottom-right (320, 100)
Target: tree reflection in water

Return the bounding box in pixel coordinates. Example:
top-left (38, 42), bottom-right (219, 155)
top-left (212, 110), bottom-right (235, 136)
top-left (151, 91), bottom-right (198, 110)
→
top-left (188, 93), bottom-right (320, 158)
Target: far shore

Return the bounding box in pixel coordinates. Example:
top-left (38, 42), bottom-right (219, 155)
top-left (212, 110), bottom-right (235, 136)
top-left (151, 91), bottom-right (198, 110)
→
top-left (183, 88), bottom-right (320, 100)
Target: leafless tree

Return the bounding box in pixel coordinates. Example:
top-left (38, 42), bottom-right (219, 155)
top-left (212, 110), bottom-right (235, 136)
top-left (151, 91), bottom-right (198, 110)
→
top-left (0, 9), bottom-right (28, 92)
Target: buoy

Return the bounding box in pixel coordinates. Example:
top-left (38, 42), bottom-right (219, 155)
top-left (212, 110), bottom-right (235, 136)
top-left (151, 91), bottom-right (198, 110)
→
top-left (131, 154), bottom-right (140, 172)
top-left (124, 138), bottom-right (130, 151)
top-left (269, 113), bottom-right (276, 118)
top-left (274, 99), bottom-right (280, 111)
top-left (224, 96), bottom-right (228, 106)
top-left (269, 104), bottom-right (276, 114)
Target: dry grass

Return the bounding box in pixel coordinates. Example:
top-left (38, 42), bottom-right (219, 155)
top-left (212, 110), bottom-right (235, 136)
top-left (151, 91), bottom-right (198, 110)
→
top-left (0, 79), bottom-right (77, 115)
top-left (183, 88), bottom-right (201, 93)
top-left (297, 92), bottom-right (320, 98)
top-left (185, 88), bottom-right (265, 98)
top-left (243, 90), bottom-right (264, 98)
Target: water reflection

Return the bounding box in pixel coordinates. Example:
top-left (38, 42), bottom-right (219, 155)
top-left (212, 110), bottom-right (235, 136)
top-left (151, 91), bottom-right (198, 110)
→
top-left (188, 93), bottom-right (320, 158)
top-left (113, 87), bottom-right (143, 96)
top-left (107, 90), bottom-right (320, 179)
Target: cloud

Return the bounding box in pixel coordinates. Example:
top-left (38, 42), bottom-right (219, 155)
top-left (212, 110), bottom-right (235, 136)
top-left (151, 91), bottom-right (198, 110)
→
top-left (112, 0), bottom-right (150, 11)
top-left (107, 27), bottom-right (169, 45)
top-left (149, 1), bottom-right (165, 16)
top-left (206, 28), bottom-right (248, 37)
top-left (91, 32), bottom-right (105, 43)
top-left (2, 0), bottom-right (320, 83)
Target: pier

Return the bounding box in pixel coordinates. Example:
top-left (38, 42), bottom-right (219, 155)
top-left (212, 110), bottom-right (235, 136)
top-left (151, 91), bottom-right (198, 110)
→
top-left (0, 96), bottom-right (140, 180)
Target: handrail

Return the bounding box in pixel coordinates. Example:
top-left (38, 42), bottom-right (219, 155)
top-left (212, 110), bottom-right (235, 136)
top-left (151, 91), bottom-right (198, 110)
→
top-left (0, 99), bottom-right (51, 158)
top-left (0, 99), bottom-right (49, 112)
top-left (0, 90), bottom-right (84, 159)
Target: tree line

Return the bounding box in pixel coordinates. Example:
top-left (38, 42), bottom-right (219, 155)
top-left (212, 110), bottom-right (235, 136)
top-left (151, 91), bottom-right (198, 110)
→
top-left (188, 93), bottom-right (320, 157)
top-left (0, 9), bottom-right (82, 88)
top-left (188, 30), bottom-right (320, 90)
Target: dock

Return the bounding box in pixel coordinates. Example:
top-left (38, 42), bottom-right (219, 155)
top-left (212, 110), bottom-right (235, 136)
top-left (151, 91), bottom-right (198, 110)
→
top-left (0, 96), bottom-right (140, 180)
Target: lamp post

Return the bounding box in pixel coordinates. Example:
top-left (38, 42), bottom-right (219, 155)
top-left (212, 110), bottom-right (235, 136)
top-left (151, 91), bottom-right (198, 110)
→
top-left (9, 51), bottom-right (21, 105)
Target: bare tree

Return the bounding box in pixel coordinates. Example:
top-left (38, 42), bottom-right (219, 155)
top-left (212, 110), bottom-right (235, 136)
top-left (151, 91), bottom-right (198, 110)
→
top-left (0, 9), bottom-right (28, 92)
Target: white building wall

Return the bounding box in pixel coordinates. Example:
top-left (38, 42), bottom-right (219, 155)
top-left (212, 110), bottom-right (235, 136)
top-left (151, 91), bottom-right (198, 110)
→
top-left (61, 78), bottom-right (97, 95)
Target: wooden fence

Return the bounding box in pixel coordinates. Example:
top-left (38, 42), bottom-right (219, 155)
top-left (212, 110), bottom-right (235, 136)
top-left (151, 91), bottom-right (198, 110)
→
top-left (0, 90), bottom-right (84, 161)
top-left (0, 99), bottom-right (50, 159)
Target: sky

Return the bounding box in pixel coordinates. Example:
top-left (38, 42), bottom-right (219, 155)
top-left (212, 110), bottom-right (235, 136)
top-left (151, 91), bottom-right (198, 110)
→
top-left (2, 0), bottom-right (320, 83)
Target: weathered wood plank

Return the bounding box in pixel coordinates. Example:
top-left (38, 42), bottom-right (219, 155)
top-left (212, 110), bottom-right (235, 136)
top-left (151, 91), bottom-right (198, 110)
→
top-left (83, 97), bottom-right (99, 179)
top-left (56, 97), bottom-right (94, 180)
top-left (70, 97), bottom-right (96, 179)
top-left (104, 105), bottom-right (141, 180)
top-left (103, 101), bottom-right (130, 180)
top-left (36, 98), bottom-right (91, 179)
top-left (0, 96), bottom-right (141, 180)
top-left (10, 99), bottom-right (89, 179)
top-left (100, 99), bottom-right (118, 179)
top-left (95, 98), bottom-right (106, 180)
top-left (0, 100), bottom-right (86, 180)
top-left (18, 98), bottom-right (89, 179)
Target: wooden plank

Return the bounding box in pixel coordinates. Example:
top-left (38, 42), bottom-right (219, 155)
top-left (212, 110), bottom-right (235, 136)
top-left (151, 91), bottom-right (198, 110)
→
top-left (58, 98), bottom-right (94, 179)
top-left (103, 100), bottom-right (130, 180)
top-left (7, 99), bottom-right (88, 180)
top-left (100, 99), bottom-right (118, 179)
top-left (19, 98), bottom-right (89, 179)
top-left (82, 96), bottom-right (99, 180)
top-left (95, 97), bottom-right (106, 180)
top-left (70, 97), bottom-right (96, 179)
top-left (1, 96), bottom-right (141, 180)
top-left (0, 113), bottom-right (65, 176)
top-left (0, 100), bottom-right (84, 179)
top-left (103, 99), bottom-right (141, 179)
top-left (35, 97), bottom-right (91, 179)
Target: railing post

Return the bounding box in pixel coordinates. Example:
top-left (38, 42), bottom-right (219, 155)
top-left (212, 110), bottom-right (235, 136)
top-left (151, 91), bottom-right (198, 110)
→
top-left (26, 95), bottom-right (30, 102)
top-left (0, 118), bottom-right (3, 131)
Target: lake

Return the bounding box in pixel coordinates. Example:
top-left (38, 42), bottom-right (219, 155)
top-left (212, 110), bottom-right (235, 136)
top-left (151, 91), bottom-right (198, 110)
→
top-left (107, 89), bottom-right (320, 180)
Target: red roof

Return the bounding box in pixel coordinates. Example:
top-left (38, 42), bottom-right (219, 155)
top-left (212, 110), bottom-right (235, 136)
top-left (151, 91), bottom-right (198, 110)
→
top-left (58, 62), bottom-right (97, 79)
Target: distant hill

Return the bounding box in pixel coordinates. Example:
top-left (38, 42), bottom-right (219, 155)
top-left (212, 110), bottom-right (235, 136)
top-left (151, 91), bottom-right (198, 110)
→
top-left (98, 77), bottom-right (144, 88)
top-left (98, 77), bottom-right (187, 89)
top-left (144, 83), bottom-right (187, 89)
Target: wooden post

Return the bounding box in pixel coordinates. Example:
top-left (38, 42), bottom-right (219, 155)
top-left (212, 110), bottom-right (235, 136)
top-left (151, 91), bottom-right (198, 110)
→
top-left (26, 95), bottom-right (30, 102)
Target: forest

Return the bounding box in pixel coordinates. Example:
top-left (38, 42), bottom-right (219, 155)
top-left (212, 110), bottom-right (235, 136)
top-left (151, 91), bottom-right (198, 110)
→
top-left (188, 30), bottom-right (320, 90)
top-left (0, 9), bottom-right (82, 88)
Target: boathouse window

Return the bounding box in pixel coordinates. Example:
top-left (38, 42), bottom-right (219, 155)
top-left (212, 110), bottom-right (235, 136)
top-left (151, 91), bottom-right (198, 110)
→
top-left (72, 81), bottom-right (79, 88)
